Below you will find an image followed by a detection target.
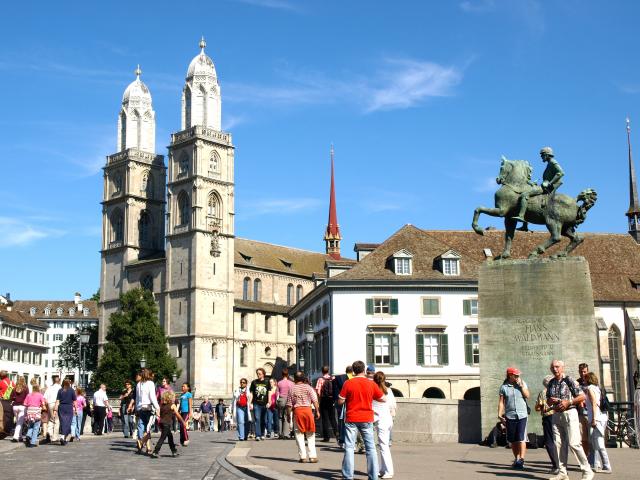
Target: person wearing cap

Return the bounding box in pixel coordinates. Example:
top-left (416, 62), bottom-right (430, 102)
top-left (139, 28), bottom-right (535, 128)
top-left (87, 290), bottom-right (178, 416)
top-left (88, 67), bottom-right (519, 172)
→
top-left (366, 364), bottom-right (376, 380)
top-left (498, 367), bottom-right (530, 470)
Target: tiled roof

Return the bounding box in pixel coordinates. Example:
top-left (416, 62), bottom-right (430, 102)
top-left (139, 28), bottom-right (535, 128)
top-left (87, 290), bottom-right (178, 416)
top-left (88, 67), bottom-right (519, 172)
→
top-left (234, 299), bottom-right (291, 315)
top-left (0, 308), bottom-right (48, 329)
top-left (332, 224), bottom-right (640, 302)
top-left (11, 300), bottom-right (99, 319)
top-left (235, 238), bottom-right (354, 278)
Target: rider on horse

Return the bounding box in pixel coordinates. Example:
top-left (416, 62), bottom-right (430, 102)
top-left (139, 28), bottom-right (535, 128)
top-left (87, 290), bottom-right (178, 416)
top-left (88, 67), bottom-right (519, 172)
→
top-left (512, 146), bottom-right (565, 224)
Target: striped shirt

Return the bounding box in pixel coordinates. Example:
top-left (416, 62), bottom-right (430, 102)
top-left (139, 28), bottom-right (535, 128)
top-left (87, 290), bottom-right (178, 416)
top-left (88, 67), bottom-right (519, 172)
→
top-left (286, 382), bottom-right (317, 408)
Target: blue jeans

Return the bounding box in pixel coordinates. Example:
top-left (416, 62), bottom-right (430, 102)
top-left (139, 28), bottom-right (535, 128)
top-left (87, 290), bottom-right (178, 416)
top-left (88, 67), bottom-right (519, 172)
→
top-left (27, 420), bottom-right (41, 446)
top-left (342, 422), bottom-right (378, 480)
top-left (137, 410), bottom-right (152, 439)
top-left (253, 404), bottom-right (266, 438)
top-left (71, 411), bottom-right (84, 438)
top-left (266, 408), bottom-right (278, 435)
top-left (236, 406), bottom-right (248, 440)
top-left (121, 413), bottom-right (134, 437)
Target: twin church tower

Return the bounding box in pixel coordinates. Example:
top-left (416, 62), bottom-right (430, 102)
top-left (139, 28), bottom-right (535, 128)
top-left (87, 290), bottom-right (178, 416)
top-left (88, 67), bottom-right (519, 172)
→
top-left (99, 40), bottom-right (343, 396)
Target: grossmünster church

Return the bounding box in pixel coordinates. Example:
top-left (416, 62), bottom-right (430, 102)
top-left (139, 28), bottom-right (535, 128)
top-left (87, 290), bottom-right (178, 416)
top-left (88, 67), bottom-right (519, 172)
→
top-left (99, 39), bottom-right (350, 397)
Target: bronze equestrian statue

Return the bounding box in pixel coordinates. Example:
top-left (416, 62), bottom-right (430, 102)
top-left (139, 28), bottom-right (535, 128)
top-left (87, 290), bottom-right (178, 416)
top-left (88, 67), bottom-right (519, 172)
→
top-left (471, 148), bottom-right (597, 259)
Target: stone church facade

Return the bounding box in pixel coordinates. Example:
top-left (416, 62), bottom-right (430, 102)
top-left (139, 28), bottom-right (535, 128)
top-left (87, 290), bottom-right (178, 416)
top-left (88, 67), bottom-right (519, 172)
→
top-left (99, 40), bottom-right (350, 397)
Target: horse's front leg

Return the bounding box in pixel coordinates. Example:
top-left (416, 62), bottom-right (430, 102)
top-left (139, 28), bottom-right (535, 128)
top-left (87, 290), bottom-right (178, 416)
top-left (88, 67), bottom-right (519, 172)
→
top-left (472, 206), bottom-right (508, 235)
top-left (496, 218), bottom-right (517, 259)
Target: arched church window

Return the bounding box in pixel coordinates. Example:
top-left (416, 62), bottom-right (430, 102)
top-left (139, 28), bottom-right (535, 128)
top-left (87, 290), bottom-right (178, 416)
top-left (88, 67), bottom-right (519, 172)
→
top-left (184, 87), bottom-right (192, 128)
top-left (133, 109), bottom-right (141, 149)
top-left (243, 277), bottom-right (251, 301)
top-left (139, 211), bottom-right (152, 248)
top-left (178, 154), bottom-right (189, 177)
top-left (287, 284), bottom-right (294, 306)
top-left (113, 173), bottom-right (123, 196)
top-left (111, 209), bottom-right (124, 243)
top-left (141, 172), bottom-right (154, 198)
top-left (207, 192), bottom-right (219, 217)
top-left (296, 285), bottom-right (303, 303)
top-left (608, 325), bottom-right (623, 400)
top-left (254, 279), bottom-right (262, 303)
top-left (177, 192), bottom-right (190, 227)
top-left (141, 274), bottom-right (153, 291)
top-left (240, 344), bottom-right (247, 367)
top-left (199, 85), bottom-right (208, 126)
top-left (209, 151), bottom-right (220, 174)
top-left (119, 111), bottom-right (127, 151)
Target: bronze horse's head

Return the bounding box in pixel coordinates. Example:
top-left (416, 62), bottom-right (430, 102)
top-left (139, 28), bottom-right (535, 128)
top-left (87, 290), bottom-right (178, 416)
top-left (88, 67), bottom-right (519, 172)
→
top-left (496, 157), bottom-right (532, 188)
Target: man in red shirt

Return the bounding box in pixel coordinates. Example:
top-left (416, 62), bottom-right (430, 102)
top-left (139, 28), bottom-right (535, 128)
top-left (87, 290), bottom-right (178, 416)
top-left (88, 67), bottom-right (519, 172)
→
top-left (0, 370), bottom-right (16, 438)
top-left (337, 360), bottom-right (385, 480)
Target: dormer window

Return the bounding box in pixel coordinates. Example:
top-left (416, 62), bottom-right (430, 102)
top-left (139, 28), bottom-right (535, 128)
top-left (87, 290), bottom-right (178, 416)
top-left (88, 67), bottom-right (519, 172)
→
top-left (44, 307), bottom-right (51, 317)
top-left (83, 308), bottom-right (89, 317)
top-left (390, 249), bottom-right (413, 275)
top-left (56, 307), bottom-right (63, 317)
top-left (29, 307), bottom-right (36, 317)
top-left (69, 308), bottom-right (75, 317)
top-left (439, 250), bottom-right (461, 276)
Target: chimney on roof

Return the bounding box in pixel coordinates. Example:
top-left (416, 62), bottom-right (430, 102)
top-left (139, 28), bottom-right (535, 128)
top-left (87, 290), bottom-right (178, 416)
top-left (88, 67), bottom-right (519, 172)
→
top-left (74, 292), bottom-right (82, 305)
top-left (626, 118), bottom-right (640, 243)
top-left (324, 144), bottom-right (342, 260)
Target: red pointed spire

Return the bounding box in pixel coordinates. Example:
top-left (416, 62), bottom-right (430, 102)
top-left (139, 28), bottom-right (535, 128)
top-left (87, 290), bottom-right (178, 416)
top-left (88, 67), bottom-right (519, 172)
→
top-left (325, 144), bottom-right (342, 259)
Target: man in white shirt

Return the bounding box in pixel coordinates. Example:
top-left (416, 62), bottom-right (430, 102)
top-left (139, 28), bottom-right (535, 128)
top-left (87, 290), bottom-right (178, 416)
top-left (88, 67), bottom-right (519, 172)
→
top-left (43, 376), bottom-right (61, 443)
top-left (93, 384), bottom-right (110, 435)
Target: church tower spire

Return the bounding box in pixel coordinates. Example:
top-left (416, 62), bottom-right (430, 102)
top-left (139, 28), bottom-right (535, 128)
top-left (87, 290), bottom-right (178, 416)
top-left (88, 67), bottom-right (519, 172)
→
top-left (626, 117), bottom-right (640, 242)
top-left (324, 144), bottom-right (342, 259)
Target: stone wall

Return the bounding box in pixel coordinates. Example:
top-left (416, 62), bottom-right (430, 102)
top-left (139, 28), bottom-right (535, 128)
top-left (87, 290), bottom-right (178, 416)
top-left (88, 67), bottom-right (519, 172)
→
top-left (392, 398), bottom-right (481, 443)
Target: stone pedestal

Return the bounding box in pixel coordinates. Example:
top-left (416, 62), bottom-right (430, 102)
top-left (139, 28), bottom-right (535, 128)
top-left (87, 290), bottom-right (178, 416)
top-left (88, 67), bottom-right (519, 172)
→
top-left (478, 256), bottom-right (598, 437)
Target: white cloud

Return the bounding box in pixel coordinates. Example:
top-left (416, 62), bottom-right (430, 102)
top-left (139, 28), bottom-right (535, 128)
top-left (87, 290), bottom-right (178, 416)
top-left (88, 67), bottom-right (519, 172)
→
top-left (0, 217), bottom-right (64, 248)
top-left (474, 176), bottom-right (499, 193)
top-left (234, 0), bottom-right (301, 12)
top-left (226, 57), bottom-right (463, 113)
top-left (222, 113), bottom-right (246, 131)
top-left (239, 198), bottom-right (322, 217)
top-left (365, 59), bottom-right (462, 112)
top-left (460, 0), bottom-right (496, 13)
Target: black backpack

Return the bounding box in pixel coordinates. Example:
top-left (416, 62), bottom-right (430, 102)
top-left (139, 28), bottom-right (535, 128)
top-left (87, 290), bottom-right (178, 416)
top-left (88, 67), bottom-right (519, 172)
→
top-left (320, 377), bottom-right (333, 398)
top-left (600, 387), bottom-right (610, 413)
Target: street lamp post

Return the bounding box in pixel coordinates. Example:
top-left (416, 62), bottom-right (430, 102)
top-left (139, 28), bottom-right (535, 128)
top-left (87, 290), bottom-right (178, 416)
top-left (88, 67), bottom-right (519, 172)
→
top-left (79, 329), bottom-right (91, 388)
top-left (298, 352), bottom-right (305, 373)
top-left (304, 322), bottom-right (314, 379)
top-left (140, 355), bottom-right (147, 369)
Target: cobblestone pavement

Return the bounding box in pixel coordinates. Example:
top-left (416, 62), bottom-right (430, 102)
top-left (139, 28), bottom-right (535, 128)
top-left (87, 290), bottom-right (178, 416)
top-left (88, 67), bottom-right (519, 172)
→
top-left (238, 436), bottom-right (640, 479)
top-left (1, 431), bottom-right (246, 480)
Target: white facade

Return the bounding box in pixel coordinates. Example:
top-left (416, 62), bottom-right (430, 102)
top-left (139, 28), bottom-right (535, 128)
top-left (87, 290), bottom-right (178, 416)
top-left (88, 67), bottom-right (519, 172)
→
top-left (0, 310), bottom-right (47, 385)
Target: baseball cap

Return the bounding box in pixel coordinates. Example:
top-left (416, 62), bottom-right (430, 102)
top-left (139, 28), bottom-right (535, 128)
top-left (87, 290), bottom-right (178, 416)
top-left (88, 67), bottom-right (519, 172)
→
top-left (506, 367), bottom-right (521, 375)
top-left (366, 364), bottom-right (376, 373)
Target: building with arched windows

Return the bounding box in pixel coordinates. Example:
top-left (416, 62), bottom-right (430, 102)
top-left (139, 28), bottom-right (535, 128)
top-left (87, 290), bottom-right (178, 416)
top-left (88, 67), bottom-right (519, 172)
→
top-left (99, 40), bottom-right (353, 397)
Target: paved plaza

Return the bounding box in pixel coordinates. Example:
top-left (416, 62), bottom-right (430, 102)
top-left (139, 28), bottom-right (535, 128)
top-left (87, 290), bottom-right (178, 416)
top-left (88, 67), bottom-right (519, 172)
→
top-left (3, 431), bottom-right (639, 480)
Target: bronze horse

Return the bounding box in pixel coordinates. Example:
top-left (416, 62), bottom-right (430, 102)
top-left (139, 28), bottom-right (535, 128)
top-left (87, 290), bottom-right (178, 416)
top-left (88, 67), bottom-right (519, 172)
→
top-left (471, 158), bottom-right (597, 259)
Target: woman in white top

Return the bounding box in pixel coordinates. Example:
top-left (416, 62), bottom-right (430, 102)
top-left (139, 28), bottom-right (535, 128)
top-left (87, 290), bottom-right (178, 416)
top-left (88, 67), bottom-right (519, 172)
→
top-left (373, 371), bottom-right (396, 479)
top-left (584, 372), bottom-right (612, 474)
top-left (135, 368), bottom-right (160, 454)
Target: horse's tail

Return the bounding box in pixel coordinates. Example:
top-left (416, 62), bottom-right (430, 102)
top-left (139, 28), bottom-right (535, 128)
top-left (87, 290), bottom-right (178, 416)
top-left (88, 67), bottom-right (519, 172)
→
top-left (575, 188), bottom-right (598, 226)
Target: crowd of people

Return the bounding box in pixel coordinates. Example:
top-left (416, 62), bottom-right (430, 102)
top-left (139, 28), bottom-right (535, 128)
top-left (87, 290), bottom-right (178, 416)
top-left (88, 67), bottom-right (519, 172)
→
top-left (496, 359), bottom-right (613, 480)
top-left (0, 368), bottom-right (231, 457)
top-left (232, 362), bottom-right (397, 480)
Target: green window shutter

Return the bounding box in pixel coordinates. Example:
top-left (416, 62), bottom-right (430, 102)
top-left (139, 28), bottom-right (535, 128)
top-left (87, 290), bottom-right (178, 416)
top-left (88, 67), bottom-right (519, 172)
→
top-left (365, 298), bottom-right (373, 315)
top-left (366, 333), bottom-right (375, 364)
top-left (463, 299), bottom-right (471, 316)
top-left (416, 334), bottom-right (424, 365)
top-left (391, 333), bottom-right (400, 365)
top-left (439, 333), bottom-right (449, 365)
top-left (423, 299), bottom-right (439, 315)
top-left (464, 333), bottom-right (472, 366)
top-left (390, 299), bottom-right (399, 315)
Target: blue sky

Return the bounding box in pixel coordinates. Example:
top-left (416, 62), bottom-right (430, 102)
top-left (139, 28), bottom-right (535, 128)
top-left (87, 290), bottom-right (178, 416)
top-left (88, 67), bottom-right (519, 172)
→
top-left (2, 0), bottom-right (640, 299)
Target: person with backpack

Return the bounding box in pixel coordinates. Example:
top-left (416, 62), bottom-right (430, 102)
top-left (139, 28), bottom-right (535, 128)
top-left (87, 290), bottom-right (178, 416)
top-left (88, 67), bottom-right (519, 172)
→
top-left (232, 378), bottom-right (250, 441)
top-left (584, 372), bottom-right (612, 474)
top-left (535, 375), bottom-right (559, 474)
top-left (316, 366), bottom-right (339, 442)
top-left (546, 359), bottom-right (593, 480)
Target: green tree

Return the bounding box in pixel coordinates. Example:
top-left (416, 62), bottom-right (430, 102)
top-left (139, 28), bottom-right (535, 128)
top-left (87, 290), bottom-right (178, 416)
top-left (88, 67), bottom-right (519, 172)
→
top-left (90, 289), bottom-right (100, 302)
top-left (93, 288), bottom-right (179, 392)
top-left (58, 325), bottom-right (99, 372)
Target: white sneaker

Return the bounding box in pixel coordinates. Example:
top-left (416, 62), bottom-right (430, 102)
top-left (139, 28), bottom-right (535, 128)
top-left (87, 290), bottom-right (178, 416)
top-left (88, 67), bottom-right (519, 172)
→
top-left (549, 473), bottom-right (569, 480)
top-left (581, 471), bottom-right (594, 480)
top-left (380, 474), bottom-right (394, 479)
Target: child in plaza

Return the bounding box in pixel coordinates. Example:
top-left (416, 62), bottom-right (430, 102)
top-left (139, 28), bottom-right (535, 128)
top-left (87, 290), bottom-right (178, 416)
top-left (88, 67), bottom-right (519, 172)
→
top-left (150, 390), bottom-right (186, 458)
